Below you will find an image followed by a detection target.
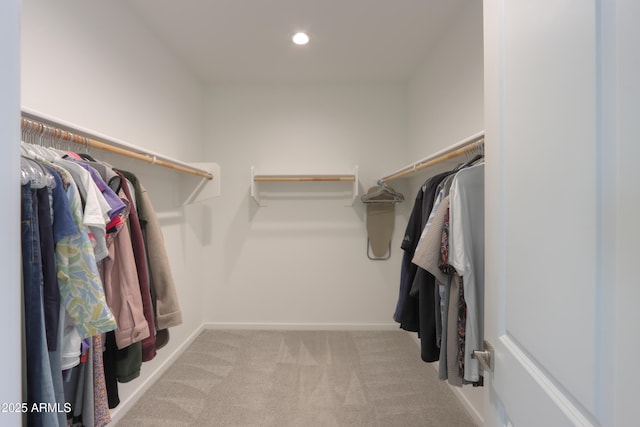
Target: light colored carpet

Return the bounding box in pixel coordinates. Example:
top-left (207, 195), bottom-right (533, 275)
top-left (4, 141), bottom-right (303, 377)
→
top-left (116, 330), bottom-right (478, 427)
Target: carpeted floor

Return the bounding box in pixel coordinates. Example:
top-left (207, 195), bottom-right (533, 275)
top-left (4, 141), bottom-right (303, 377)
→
top-left (115, 330), bottom-right (477, 427)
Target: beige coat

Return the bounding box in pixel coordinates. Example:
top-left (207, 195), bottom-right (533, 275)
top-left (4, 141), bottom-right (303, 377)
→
top-left (138, 185), bottom-right (183, 330)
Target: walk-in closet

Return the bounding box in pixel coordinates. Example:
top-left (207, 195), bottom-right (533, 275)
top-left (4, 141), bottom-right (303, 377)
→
top-left (3, 0), bottom-right (639, 426)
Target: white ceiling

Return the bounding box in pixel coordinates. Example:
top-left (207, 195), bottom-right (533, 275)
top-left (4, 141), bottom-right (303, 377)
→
top-left (124, 0), bottom-right (467, 84)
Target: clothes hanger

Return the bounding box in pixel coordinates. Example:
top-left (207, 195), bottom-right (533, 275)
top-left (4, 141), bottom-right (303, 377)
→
top-left (21, 122), bottom-right (60, 161)
top-left (360, 182), bottom-right (405, 204)
top-left (20, 156), bottom-right (54, 189)
top-left (454, 153), bottom-right (484, 171)
top-left (20, 156), bottom-right (36, 186)
top-left (19, 124), bottom-right (58, 189)
top-left (79, 152), bottom-right (97, 162)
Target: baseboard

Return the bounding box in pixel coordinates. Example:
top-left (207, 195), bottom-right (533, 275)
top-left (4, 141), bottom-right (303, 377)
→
top-left (448, 381), bottom-right (484, 426)
top-left (109, 324), bottom-right (205, 426)
top-left (203, 322), bottom-right (400, 331)
top-left (406, 331), bottom-right (484, 426)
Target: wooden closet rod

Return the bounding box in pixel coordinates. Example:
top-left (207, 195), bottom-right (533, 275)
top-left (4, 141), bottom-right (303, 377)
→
top-left (254, 175), bottom-right (355, 182)
top-left (378, 131), bottom-right (484, 184)
top-left (20, 113), bottom-right (214, 180)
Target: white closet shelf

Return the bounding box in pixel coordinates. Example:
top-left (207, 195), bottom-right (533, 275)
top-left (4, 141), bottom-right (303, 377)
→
top-left (251, 166), bottom-right (359, 206)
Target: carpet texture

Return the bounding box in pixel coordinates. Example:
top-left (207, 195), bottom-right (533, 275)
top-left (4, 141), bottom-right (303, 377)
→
top-left (116, 330), bottom-right (477, 427)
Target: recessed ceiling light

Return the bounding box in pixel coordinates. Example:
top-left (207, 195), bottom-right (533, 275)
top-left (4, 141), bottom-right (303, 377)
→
top-left (292, 32), bottom-right (309, 45)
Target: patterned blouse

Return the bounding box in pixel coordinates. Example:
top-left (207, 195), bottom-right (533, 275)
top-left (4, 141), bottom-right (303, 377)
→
top-left (54, 167), bottom-right (117, 338)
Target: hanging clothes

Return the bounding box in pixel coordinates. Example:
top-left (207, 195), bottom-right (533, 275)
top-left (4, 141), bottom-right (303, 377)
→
top-left (413, 195), bottom-right (453, 379)
top-left (394, 157), bottom-right (485, 386)
top-left (21, 181), bottom-right (60, 427)
top-left (43, 158), bottom-right (117, 339)
top-left (119, 170), bottom-right (183, 343)
top-left (448, 162), bottom-right (484, 383)
top-left (395, 170), bottom-right (458, 362)
top-left (19, 138), bottom-right (183, 426)
top-left (115, 171), bottom-right (156, 362)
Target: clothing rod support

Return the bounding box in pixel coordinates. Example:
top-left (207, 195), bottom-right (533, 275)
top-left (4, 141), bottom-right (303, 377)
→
top-left (20, 111), bottom-right (214, 180)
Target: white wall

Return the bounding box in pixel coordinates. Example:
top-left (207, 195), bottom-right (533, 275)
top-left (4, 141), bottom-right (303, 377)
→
top-left (405, 2), bottom-right (487, 424)
top-left (21, 1), bottom-right (203, 161)
top-left (408, 3), bottom-right (484, 161)
top-left (0, 0), bottom-right (23, 426)
top-left (21, 0), bottom-right (207, 419)
top-left (201, 84), bottom-right (410, 327)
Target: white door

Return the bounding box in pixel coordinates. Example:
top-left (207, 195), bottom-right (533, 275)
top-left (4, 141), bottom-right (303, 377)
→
top-left (483, 1), bottom-right (640, 426)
